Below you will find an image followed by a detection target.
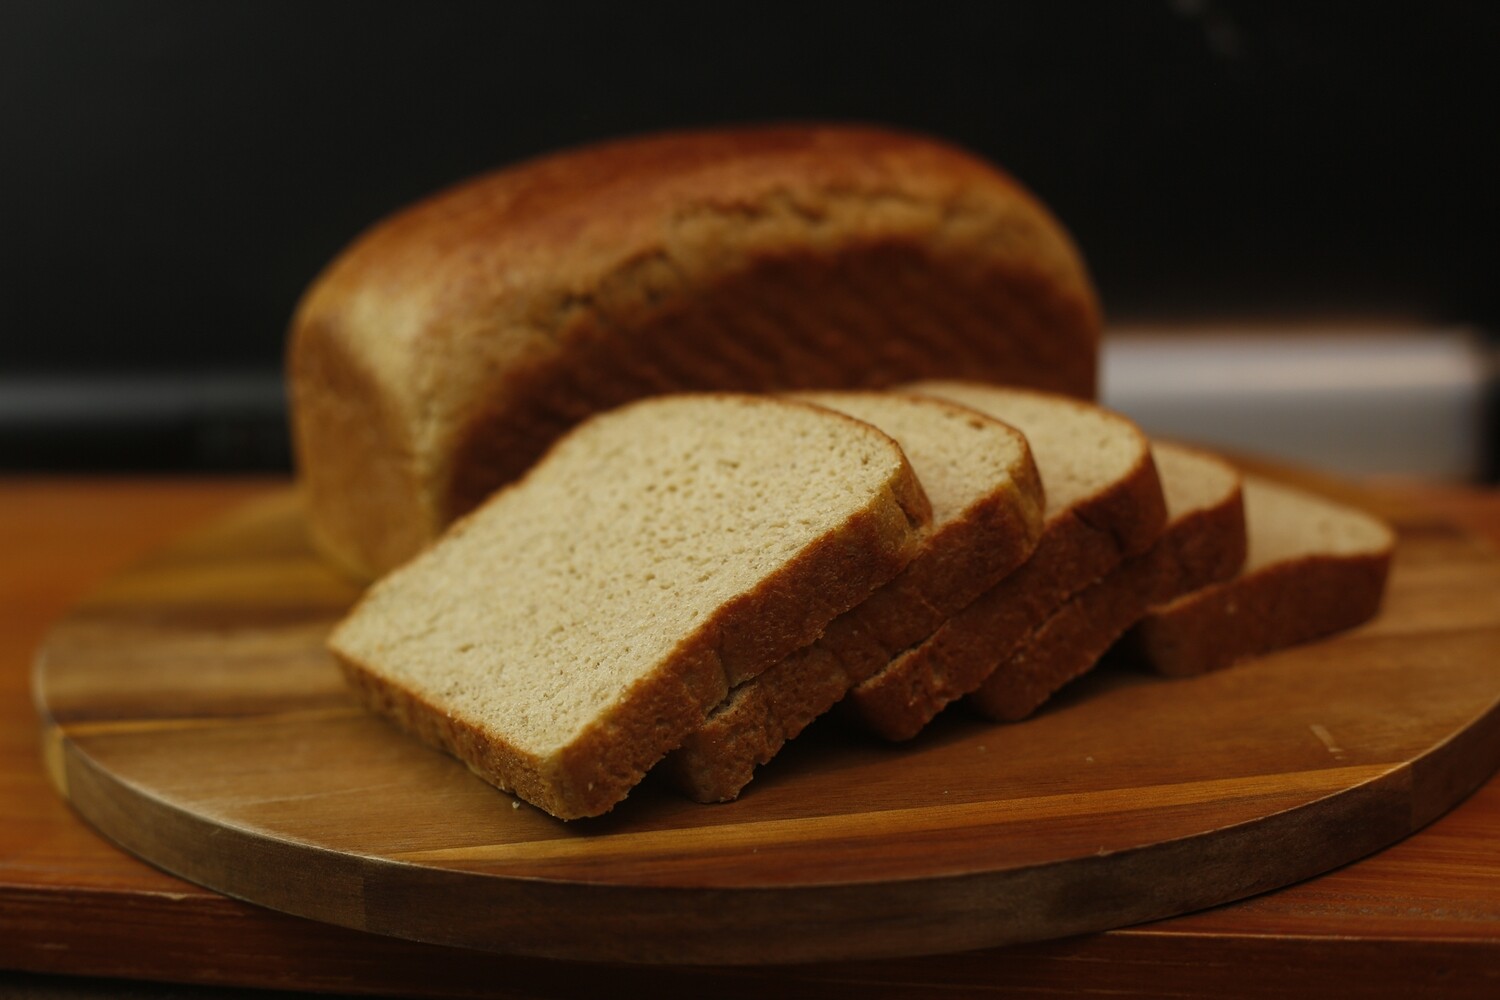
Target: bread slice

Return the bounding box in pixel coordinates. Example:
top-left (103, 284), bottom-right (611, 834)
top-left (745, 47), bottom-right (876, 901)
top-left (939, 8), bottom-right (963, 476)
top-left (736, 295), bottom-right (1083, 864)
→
top-left (287, 124), bottom-right (1100, 578)
top-left (847, 382), bottom-right (1168, 741)
top-left (968, 442), bottom-right (1247, 721)
top-left (666, 390), bottom-right (1045, 802)
top-left (1127, 475), bottom-right (1396, 677)
top-left (328, 394), bottom-right (930, 819)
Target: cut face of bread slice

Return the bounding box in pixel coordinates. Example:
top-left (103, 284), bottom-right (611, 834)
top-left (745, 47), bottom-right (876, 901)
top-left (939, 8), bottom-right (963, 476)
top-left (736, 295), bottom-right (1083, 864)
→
top-left (287, 124), bottom-right (1100, 579)
top-left (968, 442), bottom-right (1247, 722)
top-left (847, 382), bottom-right (1168, 741)
top-left (328, 394), bottom-right (930, 819)
top-left (666, 390), bottom-right (1045, 802)
top-left (1128, 475), bottom-right (1396, 677)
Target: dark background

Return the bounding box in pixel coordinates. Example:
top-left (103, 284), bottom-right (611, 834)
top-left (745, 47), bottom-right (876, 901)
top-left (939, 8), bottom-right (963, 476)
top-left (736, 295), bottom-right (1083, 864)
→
top-left (3, 0), bottom-right (1496, 470)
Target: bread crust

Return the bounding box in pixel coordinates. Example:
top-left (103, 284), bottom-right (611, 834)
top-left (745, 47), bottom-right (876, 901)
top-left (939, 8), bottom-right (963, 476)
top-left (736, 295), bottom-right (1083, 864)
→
top-left (848, 424), bottom-right (1167, 741)
top-left (287, 314), bottom-right (432, 579)
top-left (667, 394), bottom-right (1046, 802)
top-left (329, 393), bottom-right (930, 819)
top-left (288, 124), bottom-right (1100, 578)
top-left (1128, 484), bottom-right (1394, 677)
top-left (968, 446), bottom-right (1247, 721)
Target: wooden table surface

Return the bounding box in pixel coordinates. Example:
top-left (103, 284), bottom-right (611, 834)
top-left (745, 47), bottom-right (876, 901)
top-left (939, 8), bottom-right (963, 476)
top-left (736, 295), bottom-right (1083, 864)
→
top-left (3, 476), bottom-right (1499, 998)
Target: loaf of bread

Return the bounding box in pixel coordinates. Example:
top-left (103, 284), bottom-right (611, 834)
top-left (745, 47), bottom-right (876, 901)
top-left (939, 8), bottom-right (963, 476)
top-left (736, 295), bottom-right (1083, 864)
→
top-left (847, 382), bottom-right (1168, 741)
top-left (288, 124), bottom-right (1101, 578)
top-left (968, 442), bottom-right (1247, 721)
top-left (667, 390), bottom-right (1045, 802)
top-left (1127, 475), bottom-right (1396, 676)
top-left (327, 394), bottom-right (930, 819)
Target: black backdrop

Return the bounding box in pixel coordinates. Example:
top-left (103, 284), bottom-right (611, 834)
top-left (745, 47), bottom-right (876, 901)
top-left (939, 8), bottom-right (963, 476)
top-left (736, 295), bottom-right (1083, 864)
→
top-left (4, 1), bottom-right (1496, 468)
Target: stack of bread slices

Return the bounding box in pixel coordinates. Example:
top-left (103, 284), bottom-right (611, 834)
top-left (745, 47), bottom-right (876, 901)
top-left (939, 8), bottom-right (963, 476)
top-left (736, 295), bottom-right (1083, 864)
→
top-left (301, 124), bottom-right (1397, 820)
top-left (327, 382), bottom-right (1395, 819)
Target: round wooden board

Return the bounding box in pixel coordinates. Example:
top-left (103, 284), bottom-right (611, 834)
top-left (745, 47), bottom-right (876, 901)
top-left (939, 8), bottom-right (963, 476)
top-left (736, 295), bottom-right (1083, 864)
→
top-left (34, 482), bottom-right (1500, 965)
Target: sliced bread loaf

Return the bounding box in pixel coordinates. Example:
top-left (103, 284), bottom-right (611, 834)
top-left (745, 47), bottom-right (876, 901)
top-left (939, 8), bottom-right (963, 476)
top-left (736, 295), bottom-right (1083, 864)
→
top-left (847, 382), bottom-right (1168, 741)
top-left (328, 393), bottom-right (930, 819)
top-left (968, 442), bottom-right (1247, 721)
top-left (1127, 475), bottom-right (1396, 677)
top-left (666, 390), bottom-right (1045, 802)
top-left (287, 124), bottom-right (1100, 578)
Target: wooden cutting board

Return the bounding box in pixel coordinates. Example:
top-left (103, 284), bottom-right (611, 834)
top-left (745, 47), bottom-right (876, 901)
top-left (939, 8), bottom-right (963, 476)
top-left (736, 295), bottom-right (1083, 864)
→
top-left (33, 479), bottom-right (1500, 966)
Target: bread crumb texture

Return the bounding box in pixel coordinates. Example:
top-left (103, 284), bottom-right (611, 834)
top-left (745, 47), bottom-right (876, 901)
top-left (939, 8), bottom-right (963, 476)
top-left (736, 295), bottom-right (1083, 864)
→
top-left (1153, 443), bottom-right (1241, 523)
top-left (1131, 475), bottom-right (1395, 677)
top-left (905, 381), bottom-right (1139, 516)
top-left (845, 381), bottom-right (1166, 741)
top-left (329, 393), bottom-right (926, 818)
top-left (794, 391), bottom-right (1033, 528)
top-left (1239, 476), bottom-right (1395, 570)
top-left (666, 390), bottom-right (1043, 802)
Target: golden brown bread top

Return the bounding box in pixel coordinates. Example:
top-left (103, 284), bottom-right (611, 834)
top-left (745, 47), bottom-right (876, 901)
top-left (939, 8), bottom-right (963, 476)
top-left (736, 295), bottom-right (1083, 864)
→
top-left (294, 123), bottom-right (1094, 441)
top-left (288, 124), bottom-right (1100, 577)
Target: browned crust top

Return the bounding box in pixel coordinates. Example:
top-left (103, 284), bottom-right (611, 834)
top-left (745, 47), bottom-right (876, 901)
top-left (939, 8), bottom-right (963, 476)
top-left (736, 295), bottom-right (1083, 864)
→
top-left (288, 125), bottom-right (1100, 578)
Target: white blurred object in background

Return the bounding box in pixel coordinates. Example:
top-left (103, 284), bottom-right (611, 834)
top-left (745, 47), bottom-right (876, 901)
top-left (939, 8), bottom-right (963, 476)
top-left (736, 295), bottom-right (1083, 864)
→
top-left (1100, 325), bottom-right (1496, 481)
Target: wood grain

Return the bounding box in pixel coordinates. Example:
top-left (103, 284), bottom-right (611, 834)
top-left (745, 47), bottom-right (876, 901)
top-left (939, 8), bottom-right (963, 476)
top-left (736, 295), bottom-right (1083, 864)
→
top-left (25, 476), bottom-right (1500, 969)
